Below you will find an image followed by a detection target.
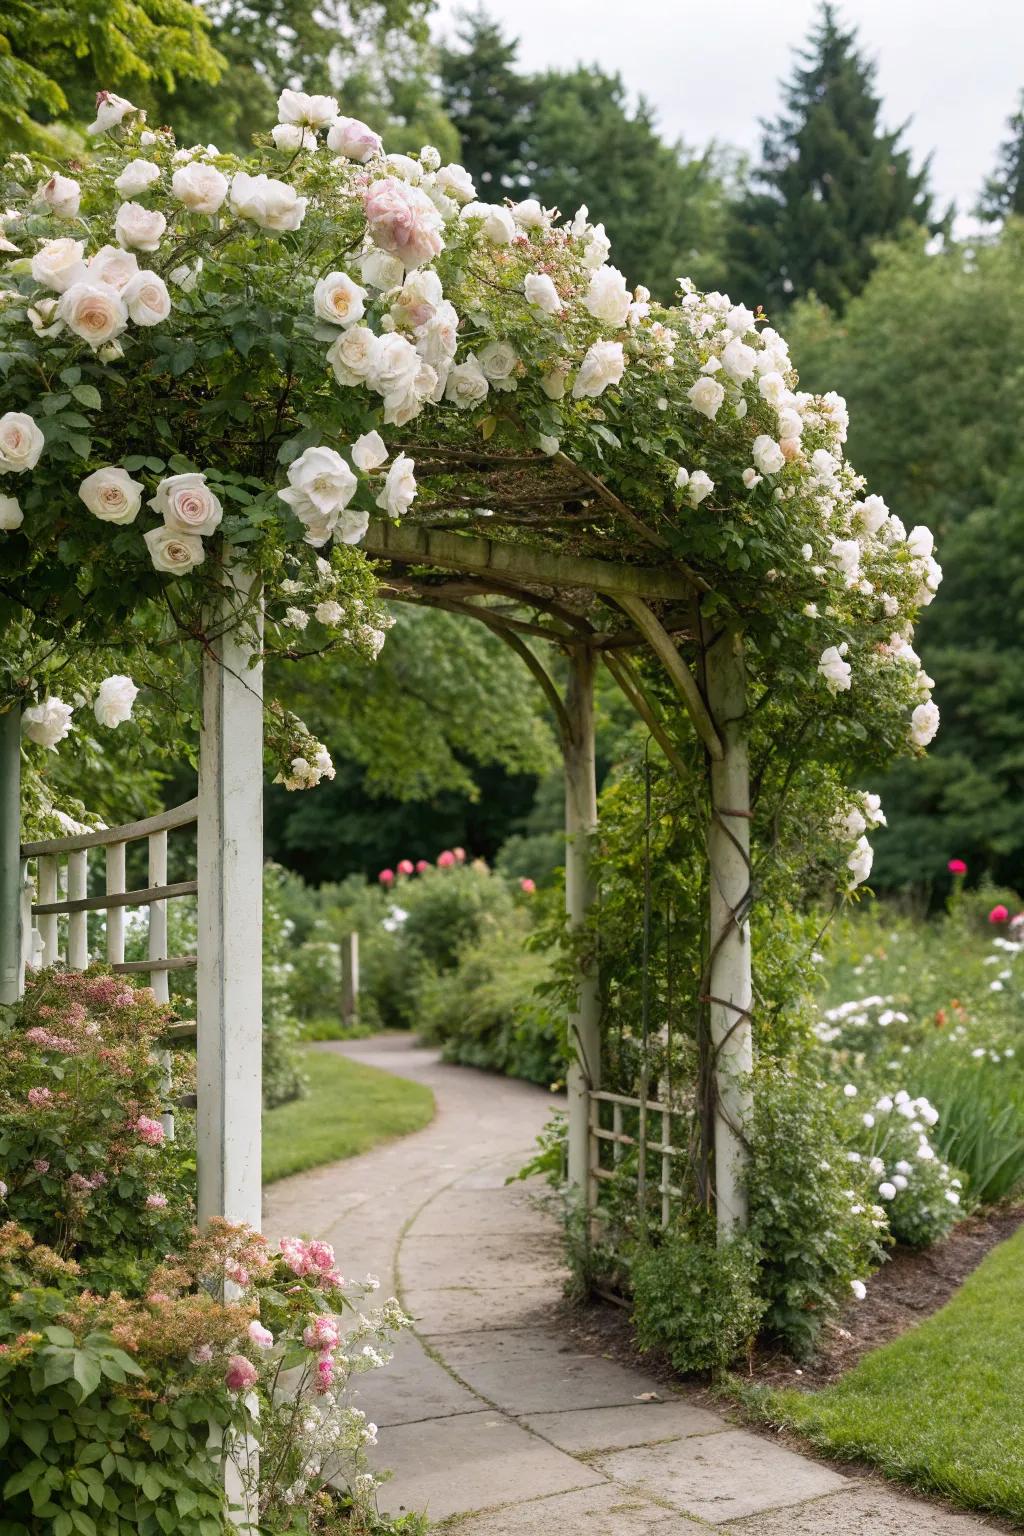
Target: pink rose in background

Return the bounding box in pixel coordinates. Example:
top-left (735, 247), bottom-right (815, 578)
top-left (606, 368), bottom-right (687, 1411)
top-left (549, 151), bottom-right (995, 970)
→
top-left (989, 904), bottom-right (1009, 924)
top-left (248, 1320), bottom-right (274, 1350)
top-left (437, 850), bottom-right (456, 868)
top-left (520, 878), bottom-right (536, 894)
top-left (363, 177), bottom-right (444, 269)
top-left (947, 858), bottom-right (967, 875)
top-left (302, 1314), bottom-right (340, 1350)
top-left (397, 859), bottom-right (414, 876)
top-left (315, 1354), bottom-right (335, 1393)
top-left (135, 1115), bottom-right (165, 1146)
top-left (379, 868), bottom-right (395, 885)
top-left (453, 847), bottom-right (466, 863)
top-left (416, 859), bottom-right (430, 873)
top-left (225, 1354), bottom-right (258, 1391)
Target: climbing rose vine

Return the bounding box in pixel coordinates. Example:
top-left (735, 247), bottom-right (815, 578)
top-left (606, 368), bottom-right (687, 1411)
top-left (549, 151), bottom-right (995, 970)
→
top-left (1, 87), bottom-right (939, 868)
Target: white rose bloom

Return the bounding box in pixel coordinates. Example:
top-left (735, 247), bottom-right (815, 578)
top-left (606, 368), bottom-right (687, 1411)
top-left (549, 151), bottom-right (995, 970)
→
top-left (375, 453), bottom-right (417, 517)
top-left (675, 467), bottom-right (689, 490)
top-left (835, 804), bottom-right (867, 840)
top-left (328, 325), bottom-right (382, 386)
top-left (539, 434), bottom-right (560, 456)
top-left (688, 376), bottom-right (725, 420)
top-left (0, 412), bottom-right (44, 473)
top-left (361, 247), bottom-right (405, 291)
top-left (445, 355), bottom-right (490, 409)
top-left (26, 298), bottom-right (60, 340)
top-left (726, 303), bottom-right (756, 336)
top-left (742, 468), bottom-right (762, 489)
top-left (583, 223), bottom-right (611, 269)
top-left (461, 202), bottom-right (515, 244)
top-left (758, 371), bottom-right (788, 406)
top-left (818, 645), bottom-right (852, 694)
top-left (848, 835), bottom-right (874, 888)
top-left (94, 675), bottom-right (139, 728)
top-left (369, 331), bottom-right (422, 400)
top-left (541, 366), bottom-right (569, 401)
top-left (115, 159), bottom-right (160, 198)
top-left (279, 445), bottom-right (357, 520)
top-left (860, 791), bottom-right (886, 827)
top-left (583, 265), bottom-right (631, 328)
top-left (143, 526), bottom-right (205, 573)
top-left (751, 435), bottom-right (786, 476)
top-left (114, 202), bottom-right (166, 252)
top-left (351, 430), bottom-right (388, 472)
top-left (420, 145), bottom-right (441, 172)
top-left (436, 164), bottom-right (476, 203)
top-left (687, 471), bottom-right (714, 507)
top-left (87, 92), bottom-right (137, 135)
top-left (335, 508), bottom-right (370, 545)
top-left (22, 697), bottom-right (74, 749)
top-left (386, 153), bottom-right (422, 183)
top-left (0, 495), bottom-right (24, 530)
top-left (392, 267), bottom-right (443, 329)
top-left (327, 117), bottom-right (383, 163)
top-left (277, 89), bottom-right (338, 128)
top-left (315, 600), bottom-right (345, 625)
top-left (512, 198), bottom-right (547, 229)
top-left (476, 339), bottom-right (518, 390)
top-left (283, 606), bottom-right (309, 630)
top-left (573, 340), bottom-right (625, 399)
top-left (272, 124), bottom-right (317, 152)
top-left (524, 272), bottom-right (561, 314)
top-left (384, 359), bottom-right (437, 426)
top-left (149, 471), bottom-right (223, 536)
top-left (850, 1280), bottom-right (867, 1301)
top-left (906, 524), bottom-right (934, 560)
top-left (31, 237), bottom-right (87, 293)
top-left (910, 700), bottom-right (940, 747)
top-left (87, 244), bottom-right (139, 291)
top-left (229, 172), bottom-right (307, 232)
top-left (777, 407), bottom-right (803, 443)
top-left (78, 466), bottom-right (143, 524)
top-left (171, 162), bottom-right (229, 214)
top-left (313, 271), bottom-right (367, 327)
top-left (721, 335), bottom-right (757, 383)
top-left (123, 269), bottom-right (171, 326)
top-left (829, 537), bottom-right (861, 588)
top-left (854, 494), bottom-right (889, 537)
top-left (40, 173), bottom-right (81, 220)
top-left (415, 301), bottom-right (459, 371)
top-left (168, 259), bottom-right (202, 292)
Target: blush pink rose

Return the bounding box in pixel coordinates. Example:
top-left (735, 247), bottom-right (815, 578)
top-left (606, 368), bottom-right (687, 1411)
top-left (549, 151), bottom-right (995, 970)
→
top-left (363, 177), bottom-right (444, 270)
top-left (225, 1354), bottom-right (258, 1391)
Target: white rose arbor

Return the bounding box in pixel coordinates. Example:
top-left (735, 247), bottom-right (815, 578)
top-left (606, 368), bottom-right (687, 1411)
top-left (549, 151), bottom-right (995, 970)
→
top-left (0, 84), bottom-right (941, 1519)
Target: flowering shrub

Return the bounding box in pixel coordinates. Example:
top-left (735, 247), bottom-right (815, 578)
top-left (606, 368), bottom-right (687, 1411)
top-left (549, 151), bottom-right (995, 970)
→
top-left (630, 1215), bottom-right (765, 1375)
top-left (843, 1087), bottom-right (963, 1247)
top-left (0, 967), bottom-right (195, 1292)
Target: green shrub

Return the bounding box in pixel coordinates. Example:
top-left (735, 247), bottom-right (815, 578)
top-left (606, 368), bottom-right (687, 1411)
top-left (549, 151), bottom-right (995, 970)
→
top-left (748, 1063), bottom-right (887, 1358)
top-left (630, 1215), bottom-right (765, 1375)
top-left (843, 1088), bottom-right (963, 1247)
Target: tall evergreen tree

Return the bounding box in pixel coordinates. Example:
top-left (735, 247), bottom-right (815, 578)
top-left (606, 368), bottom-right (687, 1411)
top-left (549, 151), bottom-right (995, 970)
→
top-left (725, 3), bottom-right (935, 316)
top-left (977, 90), bottom-right (1024, 223)
top-left (438, 8), bottom-right (532, 192)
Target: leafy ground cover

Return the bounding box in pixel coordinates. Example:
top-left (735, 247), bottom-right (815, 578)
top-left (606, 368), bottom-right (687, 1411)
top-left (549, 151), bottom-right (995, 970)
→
top-left (262, 1048), bottom-right (435, 1184)
top-left (761, 1225), bottom-right (1024, 1521)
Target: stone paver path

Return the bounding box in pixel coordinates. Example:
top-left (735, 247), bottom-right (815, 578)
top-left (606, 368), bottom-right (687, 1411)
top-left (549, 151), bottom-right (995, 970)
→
top-left (263, 1037), bottom-right (997, 1535)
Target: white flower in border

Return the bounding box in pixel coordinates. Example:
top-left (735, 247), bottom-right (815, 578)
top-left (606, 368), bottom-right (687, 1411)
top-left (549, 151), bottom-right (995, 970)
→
top-left (171, 162), bottom-right (229, 214)
top-left (445, 355), bottom-right (490, 409)
top-left (376, 454), bottom-right (417, 518)
top-left (688, 376), bottom-right (725, 420)
top-left (313, 271), bottom-right (367, 327)
top-left (751, 435), bottom-right (785, 476)
top-left (721, 335), bottom-right (756, 383)
top-left (114, 202), bottom-right (166, 252)
top-left (327, 325), bottom-right (381, 386)
top-left (277, 89), bottom-right (338, 129)
top-left (512, 198), bottom-right (547, 229)
top-left (39, 173), bottom-right (81, 220)
top-left (351, 431), bottom-right (387, 472)
top-left (31, 237), bottom-right (87, 293)
top-left (909, 700), bottom-right (939, 747)
top-left (22, 698), bottom-right (74, 749)
top-left (143, 526), bottom-right (205, 574)
top-left (115, 160), bottom-right (161, 198)
top-left (315, 600), bottom-right (345, 625)
top-left (476, 340), bottom-right (518, 391)
top-left (88, 245), bottom-right (139, 292)
top-left (460, 202), bottom-right (515, 245)
top-left (149, 471), bottom-right (223, 536)
top-left (272, 124), bottom-right (317, 153)
top-left (94, 675), bottom-right (139, 727)
top-left (363, 177), bottom-right (444, 270)
top-left (0, 412), bottom-right (44, 473)
top-left (79, 466), bottom-right (144, 524)
top-left (123, 269), bottom-right (171, 326)
top-left (847, 835), bottom-right (874, 888)
top-left (0, 495), bottom-right (24, 530)
top-left (279, 446), bottom-right (357, 521)
top-left (327, 117), bottom-right (383, 163)
top-left (818, 645), bottom-right (852, 694)
top-left (230, 172), bottom-right (308, 233)
top-left (688, 471), bottom-right (714, 507)
top-left (87, 92), bottom-right (138, 136)
top-left (436, 164), bottom-right (476, 203)
top-left (524, 272), bottom-right (561, 314)
top-left (572, 340), bottom-right (624, 399)
top-left (335, 508), bottom-right (370, 545)
top-left (583, 265), bottom-right (631, 328)
top-left (850, 1279), bottom-right (867, 1301)
top-left (56, 282), bottom-right (127, 348)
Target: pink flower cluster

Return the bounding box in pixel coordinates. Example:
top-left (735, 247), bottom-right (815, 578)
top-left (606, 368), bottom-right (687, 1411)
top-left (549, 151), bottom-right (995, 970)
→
top-left (68, 1170), bottom-right (107, 1194)
top-left (25, 1027), bottom-right (80, 1053)
top-left (225, 1353), bottom-right (258, 1392)
top-left (135, 1115), bottom-right (165, 1146)
top-left (146, 1192), bottom-right (168, 1209)
top-left (279, 1236), bottom-right (344, 1287)
top-left (302, 1314), bottom-right (340, 1351)
top-left (27, 1087), bottom-right (53, 1107)
top-left (379, 846), bottom-right (468, 884)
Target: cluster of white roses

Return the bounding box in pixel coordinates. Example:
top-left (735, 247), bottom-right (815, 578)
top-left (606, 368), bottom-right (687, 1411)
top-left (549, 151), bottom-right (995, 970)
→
top-left (22, 675), bottom-right (139, 749)
top-left (832, 790), bottom-right (887, 890)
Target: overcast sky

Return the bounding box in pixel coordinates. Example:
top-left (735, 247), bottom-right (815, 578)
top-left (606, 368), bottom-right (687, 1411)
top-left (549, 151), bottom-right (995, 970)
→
top-left (431, 0), bottom-right (1022, 215)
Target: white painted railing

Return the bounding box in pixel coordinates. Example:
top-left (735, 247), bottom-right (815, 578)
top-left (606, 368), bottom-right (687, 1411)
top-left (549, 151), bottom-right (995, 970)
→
top-left (588, 1087), bottom-right (689, 1229)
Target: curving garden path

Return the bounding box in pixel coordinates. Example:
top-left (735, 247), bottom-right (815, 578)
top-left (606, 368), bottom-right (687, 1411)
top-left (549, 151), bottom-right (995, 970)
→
top-left (263, 1038), bottom-right (996, 1535)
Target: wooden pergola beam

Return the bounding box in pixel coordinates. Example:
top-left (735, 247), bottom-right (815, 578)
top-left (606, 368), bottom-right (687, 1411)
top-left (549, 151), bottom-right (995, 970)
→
top-left (616, 594), bottom-right (724, 761)
top-left (362, 519), bottom-right (695, 601)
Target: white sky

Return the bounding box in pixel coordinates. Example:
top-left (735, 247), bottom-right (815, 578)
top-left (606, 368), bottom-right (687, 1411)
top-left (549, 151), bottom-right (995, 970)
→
top-left (431, 0), bottom-right (1023, 214)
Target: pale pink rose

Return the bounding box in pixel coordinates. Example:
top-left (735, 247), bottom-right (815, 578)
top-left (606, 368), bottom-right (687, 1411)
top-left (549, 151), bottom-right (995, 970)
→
top-left (363, 177), bottom-right (444, 270)
top-left (114, 202), bottom-right (166, 252)
top-left (327, 117), bottom-right (383, 162)
top-left (149, 471), bottom-right (223, 536)
top-left (224, 1354), bottom-right (258, 1391)
top-left (248, 1320), bottom-right (274, 1350)
top-left (88, 244), bottom-right (140, 292)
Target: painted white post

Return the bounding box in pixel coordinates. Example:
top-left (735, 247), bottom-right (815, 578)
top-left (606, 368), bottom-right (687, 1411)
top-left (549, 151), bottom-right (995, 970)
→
top-left (564, 645), bottom-right (601, 1209)
top-left (341, 930), bottom-right (359, 1025)
top-left (0, 706), bottom-right (22, 1005)
top-left (705, 627), bottom-right (753, 1235)
top-left (148, 830), bottom-right (175, 1141)
top-left (105, 843), bottom-right (126, 967)
top-left (197, 562), bottom-right (264, 1234)
top-left (67, 850), bottom-right (89, 970)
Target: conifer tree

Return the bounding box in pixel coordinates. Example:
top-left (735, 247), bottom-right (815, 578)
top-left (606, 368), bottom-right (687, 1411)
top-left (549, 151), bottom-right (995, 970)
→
top-left (725, 3), bottom-right (935, 316)
top-left (977, 90), bottom-right (1024, 223)
top-left (438, 8), bottom-right (532, 192)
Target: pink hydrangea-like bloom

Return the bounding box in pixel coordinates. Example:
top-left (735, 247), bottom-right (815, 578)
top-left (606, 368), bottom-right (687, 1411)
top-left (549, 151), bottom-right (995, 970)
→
top-left (69, 1173), bottom-right (94, 1193)
top-left (989, 904), bottom-right (1009, 923)
top-left (225, 1354), bottom-right (258, 1391)
top-left (25, 1028), bottom-right (77, 1052)
top-left (27, 1087), bottom-right (53, 1107)
top-left (225, 1262), bottom-right (250, 1286)
top-left (520, 878), bottom-right (536, 894)
top-left (146, 1192), bottom-right (168, 1209)
top-left (378, 868), bottom-right (395, 886)
top-left (85, 975), bottom-right (125, 1004)
top-left (189, 1342), bottom-right (214, 1364)
top-left (397, 858), bottom-right (414, 877)
top-left (947, 858), bottom-right (967, 875)
top-left (437, 850), bottom-right (456, 868)
top-left (135, 1115), bottom-right (165, 1146)
top-left (248, 1320), bottom-right (274, 1350)
top-left (33, 1159), bottom-right (49, 1174)
top-left (416, 859), bottom-right (430, 873)
top-left (364, 177), bottom-right (444, 270)
top-left (315, 1353), bottom-right (335, 1393)
top-left (303, 1314), bottom-right (340, 1350)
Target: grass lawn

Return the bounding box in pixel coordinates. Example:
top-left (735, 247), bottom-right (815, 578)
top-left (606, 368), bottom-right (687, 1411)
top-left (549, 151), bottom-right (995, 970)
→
top-left (263, 1047), bottom-right (435, 1184)
top-left (763, 1226), bottom-right (1024, 1521)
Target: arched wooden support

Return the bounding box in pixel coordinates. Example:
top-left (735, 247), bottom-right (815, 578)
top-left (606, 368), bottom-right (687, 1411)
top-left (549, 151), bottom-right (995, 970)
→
top-left (704, 625), bottom-right (754, 1234)
top-left (615, 595), bottom-right (723, 760)
top-left (564, 644), bottom-right (601, 1208)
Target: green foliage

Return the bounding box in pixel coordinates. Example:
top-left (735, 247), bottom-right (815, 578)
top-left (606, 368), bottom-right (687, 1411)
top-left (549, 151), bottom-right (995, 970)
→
top-left (725, 3), bottom-right (935, 315)
top-left (630, 1215), bottom-right (765, 1375)
top-left (438, 9), bottom-right (532, 195)
top-left (747, 1061), bottom-right (887, 1358)
top-left (262, 865), bottom-right (309, 1107)
top-left (766, 1226), bottom-right (1024, 1521)
top-left (977, 90), bottom-right (1024, 223)
top-left (263, 1047), bottom-right (434, 1183)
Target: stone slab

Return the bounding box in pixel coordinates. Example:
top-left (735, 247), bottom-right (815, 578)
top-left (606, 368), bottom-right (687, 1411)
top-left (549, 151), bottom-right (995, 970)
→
top-left (436, 1484), bottom-right (710, 1535)
top-left (425, 1326), bottom-right (583, 1366)
top-left (411, 1187), bottom-right (557, 1238)
top-left (369, 1409), bottom-right (605, 1522)
top-left (349, 1335), bottom-right (481, 1427)
top-left (522, 1399), bottom-right (728, 1453)
top-left (400, 1231), bottom-right (567, 1291)
top-left (726, 1484), bottom-right (999, 1534)
top-left (596, 1429), bottom-right (849, 1524)
top-left (452, 1349), bottom-right (674, 1416)
top-left (403, 1283), bottom-right (563, 1335)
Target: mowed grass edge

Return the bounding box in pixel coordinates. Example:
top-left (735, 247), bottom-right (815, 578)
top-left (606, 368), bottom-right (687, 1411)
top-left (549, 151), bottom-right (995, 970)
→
top-left (263, 1047), bottom-right (435, 1184)
top-left (759, 1226), bottom-right (1024, 1521)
